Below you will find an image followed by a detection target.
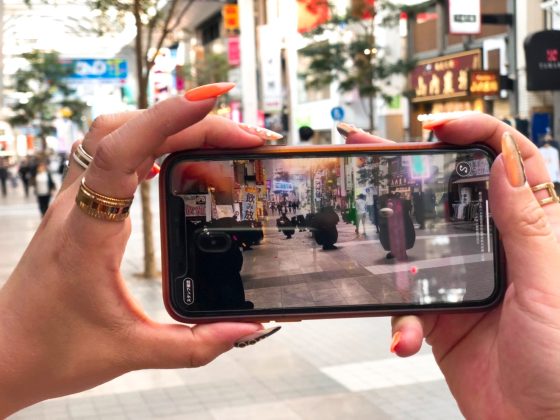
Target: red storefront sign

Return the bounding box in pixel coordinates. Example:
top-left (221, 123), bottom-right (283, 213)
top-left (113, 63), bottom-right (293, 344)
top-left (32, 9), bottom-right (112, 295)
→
top-left (411, 49), bottom-right (482, 103)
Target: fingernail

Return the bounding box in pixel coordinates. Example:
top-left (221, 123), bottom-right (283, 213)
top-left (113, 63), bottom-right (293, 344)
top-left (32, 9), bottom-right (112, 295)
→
top-left (146, 163), bottom-right (160, 180)
top-left (239, 123), bottom-right (283, 141)
top-left (234, 326), bottom-right (281, 348)
top-left (420, 111), bottom-right (480, 130)
top-left (337, 122), bottom-right (359, 138)
top-left (390, 331), bottom-right (401, 353)
top-left (501, 132), bottom-right (526, 187)
top-left (184, 82), bottom-right (236, 101)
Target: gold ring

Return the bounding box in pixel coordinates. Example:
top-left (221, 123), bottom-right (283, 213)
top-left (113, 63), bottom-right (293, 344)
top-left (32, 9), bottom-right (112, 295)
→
top-left (75, 178), bottom-right (134, 222)
top-left (531, 182), bottom-right (560, 206)
top-left (72, 143), bottom-right (93, 170)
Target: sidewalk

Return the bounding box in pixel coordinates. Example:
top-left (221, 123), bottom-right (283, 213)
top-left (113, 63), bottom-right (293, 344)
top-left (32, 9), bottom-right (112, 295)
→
top-left (1, 182), bottom-right (462, 420)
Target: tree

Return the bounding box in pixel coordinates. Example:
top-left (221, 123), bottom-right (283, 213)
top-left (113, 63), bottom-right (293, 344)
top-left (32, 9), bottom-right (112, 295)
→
top-left (299, 0), bottom-right (413, 131)
top-left (9, 50), bottom-right (88, 152)
top-left (91, 0), bottom-right (197, 279)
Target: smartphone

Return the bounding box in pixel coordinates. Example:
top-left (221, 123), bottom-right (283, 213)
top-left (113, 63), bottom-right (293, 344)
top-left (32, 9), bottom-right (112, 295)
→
top-left (159, 143), bottom-right (505, 323)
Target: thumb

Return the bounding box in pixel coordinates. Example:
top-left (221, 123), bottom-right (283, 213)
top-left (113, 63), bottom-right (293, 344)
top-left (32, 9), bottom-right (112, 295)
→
top-left (490, 132), bottom-right (560, 294)
top-left (129, 322), bottom-right (263, 370)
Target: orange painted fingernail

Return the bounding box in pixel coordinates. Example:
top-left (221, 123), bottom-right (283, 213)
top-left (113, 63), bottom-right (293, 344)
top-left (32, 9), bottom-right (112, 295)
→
top-left (501, 132), bottom-right (526, 187)
top-left (184, 82), bottom-right (236, 101)
top-left (146, 163), bottom-right (160, 180)
top-left (390, 331), bottom-right (401, 353)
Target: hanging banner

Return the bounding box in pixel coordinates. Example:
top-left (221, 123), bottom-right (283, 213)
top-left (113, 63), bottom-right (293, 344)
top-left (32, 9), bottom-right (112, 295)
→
top-left (242, 188), bottom-right (258, 220)
top-left (448, 0), bottom-right (481, 35)
top-left (524, 30), bottom-right (560, 91)
top-left (257, 24), bottom-right (283, 113)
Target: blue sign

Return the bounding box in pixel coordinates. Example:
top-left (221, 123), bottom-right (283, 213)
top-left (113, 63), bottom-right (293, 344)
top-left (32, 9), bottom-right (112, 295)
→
top-left (330, 106), bottom-right (345, 121)
top-left (272, 181), bottom-right (293, 192)
top-left (67, 59), bottom-right (128, 81)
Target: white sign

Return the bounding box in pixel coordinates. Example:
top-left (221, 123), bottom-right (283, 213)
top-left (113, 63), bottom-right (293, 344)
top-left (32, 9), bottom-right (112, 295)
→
top-left (257, 24), bottom-right (282, 112)
top-left (448, 0), bottom-right (481, 35)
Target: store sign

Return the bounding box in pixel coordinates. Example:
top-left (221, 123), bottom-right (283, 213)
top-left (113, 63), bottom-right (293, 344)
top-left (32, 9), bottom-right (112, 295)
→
top-left (223, 4), bottom-right (239, 32)
top-left (524, 30), bottom-right (560, 91)
top-left (469, 71), bottom-right (500, 96)
top-left (411, 50), bottom-right (482, 103)
top-left (242, 188), bottom-right (257, 220)
top-left (448, 0), bottom-right (481, 35)
top-left (67, 59), bottom-right (128, 82)
top-left (227, 37), bottom-right (240, 66)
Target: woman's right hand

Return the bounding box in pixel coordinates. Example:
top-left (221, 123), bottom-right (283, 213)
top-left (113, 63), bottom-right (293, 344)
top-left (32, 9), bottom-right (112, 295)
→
top-left (347, 113), bottom-right (560, 419)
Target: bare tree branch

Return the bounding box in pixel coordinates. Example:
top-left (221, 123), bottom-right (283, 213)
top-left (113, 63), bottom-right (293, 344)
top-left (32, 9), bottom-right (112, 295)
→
top-left (146, 0), bottom-right (181, 72)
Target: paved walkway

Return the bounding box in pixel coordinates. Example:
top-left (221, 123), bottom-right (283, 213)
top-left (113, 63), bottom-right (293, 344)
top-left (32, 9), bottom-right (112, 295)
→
top-left (0, 181), bottom-right (463, 419)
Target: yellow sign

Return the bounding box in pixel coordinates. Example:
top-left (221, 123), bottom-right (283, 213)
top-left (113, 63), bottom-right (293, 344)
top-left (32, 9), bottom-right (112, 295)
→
top-left (469, 71), bottom-right (500, 96)
top-left (223, 4), bottom-right (239, 31)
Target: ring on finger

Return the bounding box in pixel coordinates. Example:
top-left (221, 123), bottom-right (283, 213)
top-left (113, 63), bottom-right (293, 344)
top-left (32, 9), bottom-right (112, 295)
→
top-left (531, 182), bottom-right (560, 206)
top-left (73, 143), bottom-right (93, 170)
top-left (75, 178), bottom-right (134, 222)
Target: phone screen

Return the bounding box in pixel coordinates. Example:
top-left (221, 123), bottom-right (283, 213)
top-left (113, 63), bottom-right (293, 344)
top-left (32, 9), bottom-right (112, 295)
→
top-left (162, 147), bottom-right (501, 317)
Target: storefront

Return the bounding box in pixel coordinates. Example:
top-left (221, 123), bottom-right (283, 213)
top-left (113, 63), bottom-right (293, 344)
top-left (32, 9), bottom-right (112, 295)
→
top-left (410, 49), bottom-right (503, 140)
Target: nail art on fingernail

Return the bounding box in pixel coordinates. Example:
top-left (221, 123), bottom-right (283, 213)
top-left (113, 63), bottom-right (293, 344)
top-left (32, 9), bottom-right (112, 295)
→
top-left (501, 131), bottom-right (526, 187)
top-left (337, 122), bottom-right (359, 138)
top-left (184, 82), bottom-right (236, 101)
top-left (239, 123), bottom-right (283, 141)
top-left (146, 163), bottom-right (160, 180)
top-left (390, 331), bottom-right (402, 353)
top-left (234, 326), bottom-right (281, 348)
top-left (420, 111), bottom-right (480, 130)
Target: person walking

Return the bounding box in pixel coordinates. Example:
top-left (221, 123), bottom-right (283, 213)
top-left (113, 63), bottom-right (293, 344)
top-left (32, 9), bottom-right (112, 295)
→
top-left (0, 158), bottom-right (8, 198)
top-left (18, 158), bottom-right (32, 198)
top-left (355, 193), bottom-right (368, 235)
top-left (33, 162), bottom-right (56, 217)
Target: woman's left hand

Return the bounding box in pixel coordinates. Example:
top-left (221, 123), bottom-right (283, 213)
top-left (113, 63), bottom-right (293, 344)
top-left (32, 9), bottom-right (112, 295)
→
top-left (0, 95), bottom-right (268, 416)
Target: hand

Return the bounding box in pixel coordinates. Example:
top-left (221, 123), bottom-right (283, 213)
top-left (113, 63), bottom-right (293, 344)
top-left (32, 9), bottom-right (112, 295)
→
top-left (0, 95), bottom-right (269, 417)
top-left (345, 114), bottom-right (560, 419)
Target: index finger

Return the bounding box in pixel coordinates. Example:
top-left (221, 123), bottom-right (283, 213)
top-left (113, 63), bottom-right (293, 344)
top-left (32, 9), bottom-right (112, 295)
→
top-left (85, 96), bottom-right (217, 199)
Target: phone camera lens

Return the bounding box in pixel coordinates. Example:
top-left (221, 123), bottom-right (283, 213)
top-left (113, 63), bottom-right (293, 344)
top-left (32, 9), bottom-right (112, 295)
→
top-left (195, 230), bottom-right (232, 253)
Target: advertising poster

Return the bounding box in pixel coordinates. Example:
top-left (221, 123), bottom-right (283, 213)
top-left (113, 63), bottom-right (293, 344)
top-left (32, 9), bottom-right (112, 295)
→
top-left (183, 194), bottom-right (210, 220)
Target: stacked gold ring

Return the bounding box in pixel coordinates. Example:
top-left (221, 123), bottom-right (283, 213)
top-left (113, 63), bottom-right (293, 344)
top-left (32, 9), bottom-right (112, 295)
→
top-left (73, 143), bottom-right (93, 170)
top-left (75, 178), bottom-right (134, 222)
top-left (531, 182), bottom-right (560, 206)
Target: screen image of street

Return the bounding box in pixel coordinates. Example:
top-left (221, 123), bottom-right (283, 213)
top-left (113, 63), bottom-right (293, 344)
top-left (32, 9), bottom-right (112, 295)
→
top-left (171, 151), bottom-right (495, 310)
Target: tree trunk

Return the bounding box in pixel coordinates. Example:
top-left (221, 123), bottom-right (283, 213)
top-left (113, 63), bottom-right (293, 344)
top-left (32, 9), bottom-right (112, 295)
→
top-left (368, 94), bottom-right (375, 132)
top-left (134, 1), bottom-right (158, 279)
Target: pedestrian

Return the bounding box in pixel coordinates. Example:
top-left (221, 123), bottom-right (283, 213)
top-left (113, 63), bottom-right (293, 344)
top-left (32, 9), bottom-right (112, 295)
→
top-left (32, 162), bottom-right (56, 217)
top-left (355, 193), bottom-right (367, 235)
top-left (0, 158), bottom-right (8, 197)
top-left (18, 158), bottom-right (32, 198)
